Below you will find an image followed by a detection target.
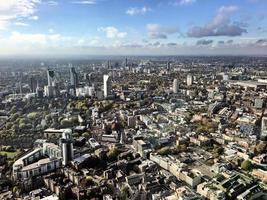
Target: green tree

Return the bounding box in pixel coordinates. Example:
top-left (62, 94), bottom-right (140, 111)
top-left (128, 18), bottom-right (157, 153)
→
top-left (256, 143), bottom-right (266, 154)
top-left (107, 147), bottom-right (119, 161)
top-left (241, 160), bottom-right (252, 171)
top-left (82, 132), bottom-right (90, 139)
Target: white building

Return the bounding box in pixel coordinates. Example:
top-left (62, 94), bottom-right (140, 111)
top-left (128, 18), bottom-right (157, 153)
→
top-left (187, 74), bottom-right (193, 86)
top-left (103, 75), bottom-right (112, 98)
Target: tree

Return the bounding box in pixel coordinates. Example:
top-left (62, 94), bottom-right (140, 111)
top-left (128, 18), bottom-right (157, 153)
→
top-left (82, 132), bottom-right (90, 139)
top-left (107, 147), bottom-right (119, 161)
top-left (241, 160), bottom-right (252, 171)
top-left (27, 112), bottom-right (39, 120)
top-left (158, 147), bottom-right (172, 156)
top-left (5, 122), bottom-right (12, 130)
top-left (256, 143), bottom-right (266, 154)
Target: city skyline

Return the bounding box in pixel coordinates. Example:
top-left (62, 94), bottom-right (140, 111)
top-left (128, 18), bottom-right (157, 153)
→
top-left (0, 0), bottom-right (267, 56)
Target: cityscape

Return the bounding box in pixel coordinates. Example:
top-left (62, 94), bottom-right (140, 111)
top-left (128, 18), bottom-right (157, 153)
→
top-left (1, 0), bottom-right (267, 200)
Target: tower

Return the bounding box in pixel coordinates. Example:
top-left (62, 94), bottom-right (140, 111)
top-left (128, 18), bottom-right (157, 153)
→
top-left (61, 129), bottom-right (74, 166)
top-left (103, 75), bottom-right (111, 98)
top-left (36, 80), bottom-right (44, 98)
top-left (173, 79), bottom-right (179, 94)
top-left (187, 74), bottom-right (193, 86)
top-left (30, 76), bottom-right (37, 93)
top-left (70, 67), bottom-right (78, 88)
top-left (47, 69), bottom-right (55, 86)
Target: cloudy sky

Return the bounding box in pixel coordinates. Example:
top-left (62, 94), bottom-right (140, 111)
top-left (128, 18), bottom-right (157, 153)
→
top-left (0, 0), bottom-right (267, 56)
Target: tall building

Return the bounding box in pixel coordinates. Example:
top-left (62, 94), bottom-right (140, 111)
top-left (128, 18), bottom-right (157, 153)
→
top-left (173, 79), bottom-right (179, 94)
top-left (29, 76), bottom-right (37, 93)
top-left (61, 129), bottom-right (74, 166)
top-left (187, 74), bottom-right (193, 86)
top-left (47, 69), bottom-right (55, 86)
top-left (45, 69), bottom-right (59, 97)
top-left (261, 117), bottom-right (267, 140)
top-left (70, 67), bottom-right (78, 88)
top-left (103, 75), bottom-right (112, 98)
top-left (167, 62), bottom-right (170, 71)
top-left (36, 81), bottom-right (44, 98)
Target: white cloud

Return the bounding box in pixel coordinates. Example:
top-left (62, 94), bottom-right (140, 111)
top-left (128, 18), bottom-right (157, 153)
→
top-left (14, 22), bottom-right (29, 27)
top-left (44, 1), bottom-right (58, 6)
top-left (98, 26), bottom-right (127, 39)
top-left (71, 0), bottom-right (96, 4)
top-left (187, 5), bottom-right (247, 37)
top-left (126, 6), bottom-right (151, 16)
top-left (172, 0), bottom-right (196, 6)
top-left (0, 0), bottom-right (40, 30)
top-left (147, 23), bottom-right (179, 39)
top-left (29, 15), bottom-right (39, 20)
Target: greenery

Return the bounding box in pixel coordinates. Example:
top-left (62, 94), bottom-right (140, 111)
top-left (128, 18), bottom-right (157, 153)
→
top-left (255, 143), bottom-right (266, 154)
top-left (107, 146), bottom-right (119, 161)
top-left (241, 160), bottom-right (252, 171)
top-left (0, 151), bottom-right (19, 159)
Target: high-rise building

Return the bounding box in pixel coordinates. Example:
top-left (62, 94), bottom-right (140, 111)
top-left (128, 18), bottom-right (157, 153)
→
top-left (70, 67), bottom-right (78, 88)
top-left (173, 79), bottom-right (179, 94)
top-left (29, 76), bottom-right (37, 93)
top-left (103, 75), bottom-right (112, 98)
top-left (47, 69), bottom-right (55, 86)
top-left (187, 74), bottom-right (193, 86)
top-left (61, 129), bottom-right (74, 166)
top-left (261, 117), bottom-right (267, 140)
top-left (45, 69), bottom-right (59, 97)
top-left (36, 81), bottom-right (44, 98)
top-left (167, 62), bottom-right (170, 71)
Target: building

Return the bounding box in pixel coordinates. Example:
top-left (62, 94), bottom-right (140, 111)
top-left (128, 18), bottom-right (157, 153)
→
top-left (47, 69), bottom-right (55, 87)
top-left (103, 75), bottom-right (112, 98)
top-left (187, 74), bottom-right (193, 86)
top-left (13, 145), bottom-right (61, 181)
top-left (69, 67), bottom-right (78, 95)
top-left (45, 69), bottom-right (57, 97)
top-left (261, 117), bottom-right (267, 140)
top-left (70, 67), bottom-right (78, 88)
top-left (29, 76), bottom-right (38, 93)
top-left (173, 79), bottom-right (179, 94)
top-left (60, 129), bottom-right (74, 166)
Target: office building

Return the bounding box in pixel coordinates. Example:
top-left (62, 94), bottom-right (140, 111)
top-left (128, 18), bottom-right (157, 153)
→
top-left (173, 79), bottom-right (179, 94)
top-left (187, 74), bottom-right (193, 86)
top-left (70, 67), bottom-right (78, 89)
top-left (261, 117), bottom-right (267, 140)
top-left (61, 129), bottom-right (74, 166)
top-left (103, 75), bottom-right (112, 98)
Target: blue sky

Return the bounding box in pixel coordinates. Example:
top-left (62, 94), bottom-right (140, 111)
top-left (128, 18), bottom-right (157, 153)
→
top-left (0, 0), bottom-right (267, 56)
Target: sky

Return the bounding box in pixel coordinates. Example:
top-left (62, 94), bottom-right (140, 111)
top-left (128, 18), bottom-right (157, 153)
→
top-left (0, 0), bottom-right (267, 56)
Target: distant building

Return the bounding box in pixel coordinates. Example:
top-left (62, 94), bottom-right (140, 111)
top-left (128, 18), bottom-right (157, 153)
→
top-left (29, 76), bottom-right (38, 93)
top-left (261, 117), bottom-right (267, 140)
top-left (187, 74), bottom-right (193, 86)
top-left (69, 67), bottom-right (78, 95)
top-left (173, 79), bottom-right (179, 94)
top-left (103, 75), bottom-right (112, 98)
top-left (45, 69), bottom-right (58, 97)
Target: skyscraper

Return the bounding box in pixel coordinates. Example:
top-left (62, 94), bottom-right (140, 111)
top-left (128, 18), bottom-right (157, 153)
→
top-left (261, 117), bottom-right (267, 140)
top-left (70, 67), bottom-right (78, 88)
top-left (103, 74), bottom-right (112, 98)
top-left (61, 129), bottom-right (74, 166)
top-left (47, 69), bottom-right (55, 86)
top-left (29, 76), bottom-right (37, 93)
top-left (45, 69), bottom-right (57, 97)
top-left (187, 74), bottom-right (193, 86)
top-left (173, 79), bottom-right (179, 94)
